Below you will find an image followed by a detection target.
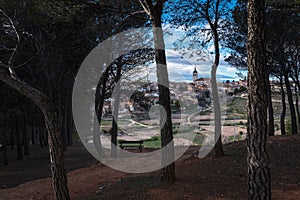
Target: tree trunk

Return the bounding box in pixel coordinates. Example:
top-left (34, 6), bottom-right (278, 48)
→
top-left (247, 0), bottom-right (271, 199)
top-left (266, 74), bottom-right (274, 136)
top-left (0, 129), bottom-right (8, 166)
top-left (67, 110), bottom-right (73, 146)
top-left (206, 0), bottom-right (224, 157)
top-left (94, 68), bottom-right (110, 157)
top-left (15, 116), bottom-right (23, 160)
top-left (211, 62), bottom-right (224, 157)
top-left (0, 68), bottom-right (70, 200)
top-left (294, 84), bottom-right (300, 132)
top-left (38, 117), bottom-right (46, 148)
top-left (39, 124), bottom-right (44, 148)
top-left (151, 7), bottom-right (176, 183)
top-left (31, 125), bottom-right (35, 145)
top-left (111, 118), bottom-right (118, 157)
top-left (279, 76), bottom-right (286, 135)
top-left (9, 121), bottom-right (15, 149)
top-left (92, 113), bottom-right (103, 158)
top-left (65, 92), bottom-right (73, 146)
top-left (23, 114), bottom-right (29, 155)
top-left (3, 132), bottom-right (8, 166)
top-left (31, 114), bottom-right (35, 145)
top-left (43, 106), bottom-right (70, 200)
top-left (111, 57), bottom-right (122, 158)
top-left (291, 73), bottom-right (300, 132)
top-left (58, 94), bottom-right (67, 151)
top-left (284, 72), bottom-right (297, 134)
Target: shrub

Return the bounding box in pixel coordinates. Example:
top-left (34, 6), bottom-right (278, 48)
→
top-left (285, 120), bottom-right (292, 135)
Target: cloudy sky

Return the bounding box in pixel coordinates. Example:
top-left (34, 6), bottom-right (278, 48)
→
top-left (145, 27), bottom-right (242, 82)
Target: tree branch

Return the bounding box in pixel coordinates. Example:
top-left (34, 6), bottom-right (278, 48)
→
top-left (138, 0), bottom-right (151, 16)
top-left (0, 67), bottom-right (50, 112)
top-left (0, 44), bottom-right (14, 51)
top-left (0, 8), bottom-right (20, 78)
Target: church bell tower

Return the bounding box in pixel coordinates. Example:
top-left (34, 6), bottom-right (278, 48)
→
top-left (193, 66), bottom-right (198, 83)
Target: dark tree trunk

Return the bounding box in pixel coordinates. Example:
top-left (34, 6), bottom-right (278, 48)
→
top-left (44, 106), bottom-right (70, 200)
top-left (31, 116), bottom-right (35, 145)
top-left (63, 94), bottom-right (68, 148)
top-left (111, 119), bottom-right (118, 157)
top-left (65, 93), bottom-right (73, 146)
top-left (212, 2), bottom-right (224, 157)
top-left (211, 62), bottom-right (224, 157)
top-left (38, 117), bottom-right (45, 148)
top-left (67, 111), bottom-right (73, 146)
top-left (64, 107), bottom-right (69, 147)
top-left (247, 0), bottom-right (271, 199)
top-left (294, 84), bottom-right (300, 132)
top-left (279, 76), bottom-right (286, 135)
top-left (10, 118), bottom-right (15, 149)
top-left (3, 132), bottom-right (8, 166)
top-left (111, 57), bottom-right (122, 158)
top-left (39, 125), bottom-right (44, 148)
top-left (15, 116), bottom-right (23, 160)
top-left (204, 0), bottom-right (224, 157)
top-left (92, 113), bottom-right (103, 159)
top-left (151, 5), bottom-right (176, 183)
top-left (0, 68), bottom-right (70, 200)
top-left (266, 74), bottom-right (274, 136)
top-left (23, 115), bottom-right (29, 155)
top-left (58, 94), bottom-right (67, 151)
top-left (42, 120), bottom-right (48, 147)
top-left (284, 72), bottom-right (297, 134)
top-left (30, 105), bottom-right (36, 145)
top-left (291, 73), bottom-right (300, 132)
top-left (0, 129), bottom-right (8, 166)
top-left (94, 68), bottom-right (110, 157)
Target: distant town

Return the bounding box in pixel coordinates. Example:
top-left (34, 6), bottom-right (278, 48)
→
top-left (101, 66), bottom-right (297, 120)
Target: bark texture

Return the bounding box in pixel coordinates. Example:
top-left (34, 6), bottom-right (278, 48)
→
top-left (279, 76), bottom-right (286, 136)
top-left (152, 14), bottom-right (176, 184)
top-left (211, 62), bottom-right (224, 157)
top-left (204, 0), bottom-right (224, 157)
top-left (294, 85), bottom-right (300, 132)
top-left (94, 68), bottom-right (109, 157)
top-left (284, 72), bottom-right (297, 134)
top-left (111, 57), bottom-right (122, 158)
top-left (247, 0), bottom-right (271, 199)
top-left (139, 0), bottom-right (176, 183)
top-left (266, 74), bottom-right (274, 136)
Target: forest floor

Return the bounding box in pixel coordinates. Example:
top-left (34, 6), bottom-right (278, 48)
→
top-left (0, 135), bottom-right (300, 200)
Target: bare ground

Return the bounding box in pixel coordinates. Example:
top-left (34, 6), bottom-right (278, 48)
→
top-left (1, 135), bottom-right (300, 200)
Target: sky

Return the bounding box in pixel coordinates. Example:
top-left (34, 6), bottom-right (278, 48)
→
top-left (146, 26), bottom-right (243, 83)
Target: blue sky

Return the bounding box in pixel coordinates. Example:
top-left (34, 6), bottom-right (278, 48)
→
top-left (146, 26), bottom-right (242, 82)
top-left (147, 50), bottom-right (240, 82)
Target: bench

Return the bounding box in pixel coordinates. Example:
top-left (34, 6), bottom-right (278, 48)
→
top-left (119, 140), bottom-right (143, 152)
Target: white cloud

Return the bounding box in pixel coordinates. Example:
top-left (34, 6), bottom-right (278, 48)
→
top-left (131, 26), bottom-right (240, 82)
top-left (226, 67), bottom-right (237, 72)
